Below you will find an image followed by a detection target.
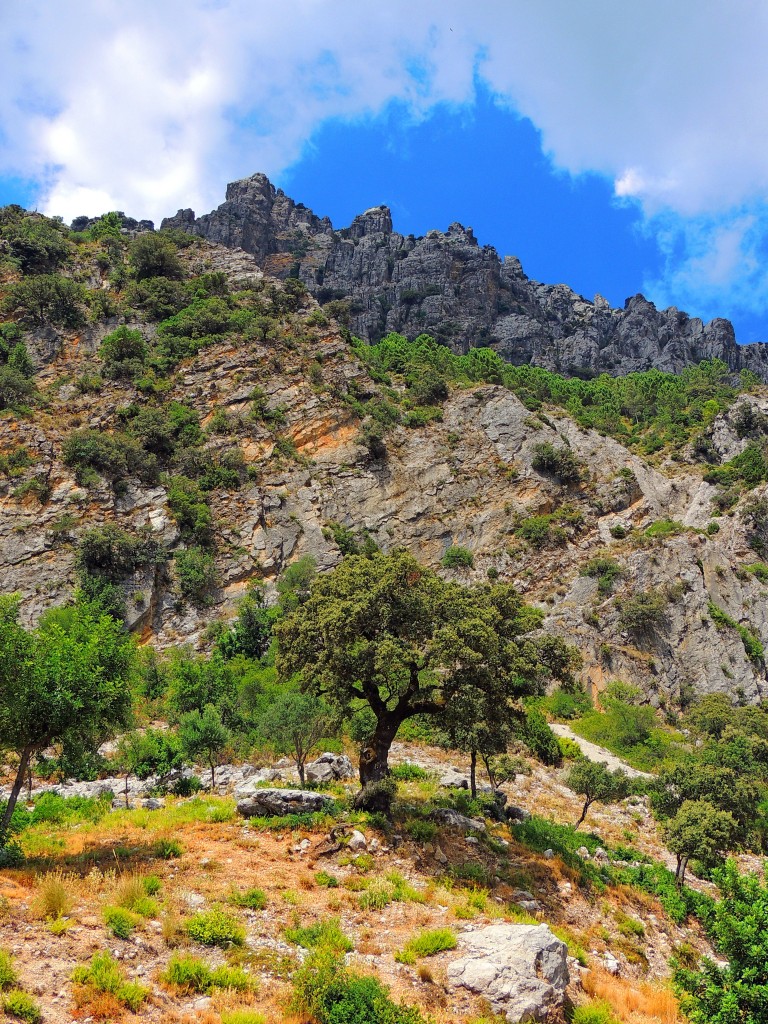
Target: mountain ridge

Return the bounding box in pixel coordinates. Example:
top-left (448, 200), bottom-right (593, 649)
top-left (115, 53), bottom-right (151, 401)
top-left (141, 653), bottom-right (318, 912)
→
top-left (160, 171), bottom-right (768, 380)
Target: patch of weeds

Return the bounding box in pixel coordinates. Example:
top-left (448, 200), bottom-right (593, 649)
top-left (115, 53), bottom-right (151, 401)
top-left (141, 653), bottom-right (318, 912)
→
top-left (394, 927), bottom-right (457, 964)
top-left (47, 916), bottom-right (74, 936)
top-left (406, 819), bottom-right (438, 844)
top-left (351, 852), bottom-right (374, 873)
top-left (0, 950), bottom-right (18, 989)
top-left (285, 916), bottom-right (353, 953)
top-left (229, 887), bottom-right (267, 910)
top-left (390, 763), bottom-right (432, 781)
top-left (72, 951), bottom-right (149, 1012)
top-left (572, 999), bottom-right (620, 1024)
top-left (221, 1011), bottom-right (266, 1024)
top-left (103, 905), bottom-right (140, 939)
top-left (615, 910), bottom-right (645, 938)
top-left (186, 907), bottom-right (246, 947)
top-left (162, 953), bottom-right (253, 993)
top-left (551, 925), bottom-right (589, 966)
top-left (154, 837), bottom-right (183, 859)
top-left (315, 871), bottom-right (339, 888)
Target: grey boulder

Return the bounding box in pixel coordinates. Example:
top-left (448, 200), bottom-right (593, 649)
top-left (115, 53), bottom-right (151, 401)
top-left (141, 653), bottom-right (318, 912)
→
top-left (447, 924), bottom-right (568, 1022)
top-left (430, 808), bottom-right (486, 833)
top-left (236, 788), bottom-right (332, 818)
top-left (305, 752), bottom-right (356, 783)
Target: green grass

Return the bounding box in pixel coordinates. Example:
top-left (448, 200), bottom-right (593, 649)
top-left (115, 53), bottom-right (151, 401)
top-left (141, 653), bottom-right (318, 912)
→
top-left (569, 712), bottom-right (685, 772)
top-left (572, 1001), bottom-right (620, 1024)
top-left (0, 950), bottom-right (18, 990)
top-left (229, 887), bottom-right (267, 910)
top-left (285, 916), bottom-right (353, 952)
top-left (162, 953), bottom-right (254, 993)
top-left (395, 928), bottom-right (457, 964)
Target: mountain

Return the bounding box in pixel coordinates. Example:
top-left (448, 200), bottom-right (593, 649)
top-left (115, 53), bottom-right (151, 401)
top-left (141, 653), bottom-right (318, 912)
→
top-left (162, 172), bottom-right (768, 379)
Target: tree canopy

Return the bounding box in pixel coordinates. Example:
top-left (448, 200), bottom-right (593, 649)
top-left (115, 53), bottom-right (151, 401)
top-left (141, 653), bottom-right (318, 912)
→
top-left (275, 550), bottom-right (577, 805)
top-left (0, 595), bottom-right (134, 839)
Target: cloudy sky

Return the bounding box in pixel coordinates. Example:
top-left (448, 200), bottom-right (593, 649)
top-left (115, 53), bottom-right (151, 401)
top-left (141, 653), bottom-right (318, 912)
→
top-left (2, 1), bottom-right (768, 342)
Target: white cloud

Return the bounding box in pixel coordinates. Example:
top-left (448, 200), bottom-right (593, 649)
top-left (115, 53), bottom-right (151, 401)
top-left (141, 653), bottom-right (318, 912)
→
top-left (3, 1), bottom-right (768, 323)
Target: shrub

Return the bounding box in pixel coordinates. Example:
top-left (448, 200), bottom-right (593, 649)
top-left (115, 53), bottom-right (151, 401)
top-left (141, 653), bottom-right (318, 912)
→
top-left (154, 837), bottom-right (183, 859)
top-left (99, 326), bottom-right (147, 379)
top-left (406, 820), bottom-right (438, 844)
top-left (0, 950), bottom-right (18, 990)
top-left (581, 557), bottom-right (622, 595)
top-left (291, 948), bottom-right (428, 1024)
top-left (221, 1012), bottom-right (266, 1024)
top-left (572, 1001), bottom-right (619, 1024)
top-left (0, 367), bottom-right (35, 410)
top-left (186, 907), bottom-right (246, 947)
top-left (390, 763), bottom-right (431, 781)
top-left (104, 905), bottom-right (139, 939)
top-left (76, 524), bottom-right (160, 581)
top-left (618, 590), bottom-right (667, 632)
top-left (63, 428), bottom-right (158, 485)
top-left (285, 916), bottom-right (353, 952)
top-left (1, 990), bottom-right (42, 1024)
top-left (531, 441), bottom-right (582, 483)
top-left (4, 274), bottom-right (85, 328)
top-left (175, 546), bottom-right (218, 605)
top-left (229, 887), bottom-right (267, 910)
top-left (34, 870), bottom-right (73, 920)
top-left (315, 871), bottom-right (340, 888)
top-left (72, 951), bottom-right (149, 1011)
top-left (167, 475), bottom-right (213, 544)
top-left (129, 233), bottom-right (183, 281)
top-left (441, 545), bottom-right (474, 569)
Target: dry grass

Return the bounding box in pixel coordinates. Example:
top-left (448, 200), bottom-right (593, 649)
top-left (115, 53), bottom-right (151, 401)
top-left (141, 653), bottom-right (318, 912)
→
top-left (33, 869), bottom-right (74, 920)
top-left (582, 967), bottom-right (680, 1024)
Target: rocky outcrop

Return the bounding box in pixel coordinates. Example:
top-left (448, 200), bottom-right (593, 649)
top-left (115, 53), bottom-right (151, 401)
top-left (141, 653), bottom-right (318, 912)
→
top-left (447, 923), bottom-right (569, 1022)
top-left (305, 752), bottom-right (356, 783)
top-left (162, 173), bottom-right (768, 379)
top-left (236, 788), bottom-right (332, 818)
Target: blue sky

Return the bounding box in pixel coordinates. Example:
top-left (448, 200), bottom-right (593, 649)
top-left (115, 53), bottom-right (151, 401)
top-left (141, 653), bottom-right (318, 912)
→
top-left (3, 2), bottom-right (768, 344)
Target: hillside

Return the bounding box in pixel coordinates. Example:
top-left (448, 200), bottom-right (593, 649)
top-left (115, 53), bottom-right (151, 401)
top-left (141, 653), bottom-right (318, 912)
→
top-left (4, 202), bottom-right (768, 1024)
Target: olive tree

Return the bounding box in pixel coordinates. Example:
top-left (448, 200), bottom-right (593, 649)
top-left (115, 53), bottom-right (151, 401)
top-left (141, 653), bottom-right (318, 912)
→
top-left (566, 759), bottom-right (630, 829)
top-left (274, 550), bottom-right (576, 807)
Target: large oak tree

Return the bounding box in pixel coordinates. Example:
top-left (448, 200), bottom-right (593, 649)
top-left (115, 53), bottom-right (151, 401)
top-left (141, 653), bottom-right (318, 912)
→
top-left (274, 550), bottom-right (577, 801)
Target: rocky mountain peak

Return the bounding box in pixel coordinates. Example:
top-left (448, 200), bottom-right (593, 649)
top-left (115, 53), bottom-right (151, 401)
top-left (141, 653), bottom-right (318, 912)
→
top-left (162, 172), bottom-right (768, 381)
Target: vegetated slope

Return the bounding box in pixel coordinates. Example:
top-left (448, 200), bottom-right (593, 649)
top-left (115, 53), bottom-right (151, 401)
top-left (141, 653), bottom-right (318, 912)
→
top-left (161, 171), bottom-right (768, 379)
top-left (2, 209), bottom-right (768, 708)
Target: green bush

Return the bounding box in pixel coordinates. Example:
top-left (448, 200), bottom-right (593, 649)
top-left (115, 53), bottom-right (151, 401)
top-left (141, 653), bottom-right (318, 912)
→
top-left (62, 428), bottom-right (158, 485)
top-left (229, 887), bottom-right (267, 910)
top-left (390, 763), bottom-right (431, 781)
top-left (618, 589), bottom-right (667, 632)
top-left (707, 602), bottom-right (764, 662)
top-left (185, 907), bottom-right (246, 947)
top-left (441, 545), bottom-right (474, 569)
top-left (167, 475), bottom-right (213, 544)
top-left (175, 547), bottom-right (218, 605)
top-left (154, 837), bottom-right (183, 859)
top-left (395, 928), bottom-right (457, 964)
top-left (580, 557), bottom-right (622, 595)
top-left (406, 820), bottom-right (439, 844)
top-left (0, 367), bottom-right (35, 410)
top-left (572, 1001), bottom-right (619, 1024)
top-left (4, 274), bottom-right (85, 328)
top-left (315, 871), bottom-right (340, 888)
top-left (644, 518), bottom-right (685, 540)
top-left (103, 905), bottom-right (139, 939)
top-left (72, 951), bottom-right (149, 1012)
top-left (129, 233), bottom-right (183, 281)
top-left (1, 989), bottom-right (42, 1024)
top-left (291, 948), bottom-right (428, 1024)
top-left (98, 326), bottom-right (147, 379)
top-left (531, 441), bottom-right (582, 483)
top-left (0, 950), bottom-right (18, 990)
top-left (76, 524), bottom-right (160, 581)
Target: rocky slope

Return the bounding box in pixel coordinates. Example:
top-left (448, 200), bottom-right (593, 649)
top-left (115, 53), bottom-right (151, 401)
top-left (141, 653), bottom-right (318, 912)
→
top-left (3, 232), bottom-right (768, 712)
top-left (161, 172), bottom-right (768, 379)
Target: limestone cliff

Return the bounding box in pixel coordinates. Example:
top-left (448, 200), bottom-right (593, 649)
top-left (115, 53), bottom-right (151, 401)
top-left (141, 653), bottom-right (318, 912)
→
top-left (161, 173), bottom-right (768, 379)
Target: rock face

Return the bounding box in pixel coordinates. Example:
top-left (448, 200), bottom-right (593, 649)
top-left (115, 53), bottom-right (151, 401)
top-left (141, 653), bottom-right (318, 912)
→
top-left (447, 923), bottom-right (569, 1022)
top-left (162, 172), bottom-right (768, 379)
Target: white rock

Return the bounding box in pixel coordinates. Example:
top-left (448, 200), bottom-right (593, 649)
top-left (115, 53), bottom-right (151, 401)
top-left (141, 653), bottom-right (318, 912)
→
top-left (348, 830), bottom-right (367, 851)
top-left (448, 924), bottom-right (568, 1022)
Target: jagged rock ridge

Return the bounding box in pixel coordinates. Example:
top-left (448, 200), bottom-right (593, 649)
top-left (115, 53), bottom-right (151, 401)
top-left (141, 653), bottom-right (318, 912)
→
top-left (162, 173), bottom-right (768, 379)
